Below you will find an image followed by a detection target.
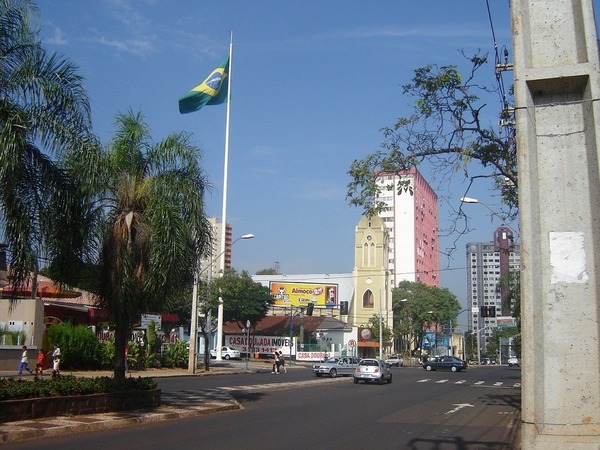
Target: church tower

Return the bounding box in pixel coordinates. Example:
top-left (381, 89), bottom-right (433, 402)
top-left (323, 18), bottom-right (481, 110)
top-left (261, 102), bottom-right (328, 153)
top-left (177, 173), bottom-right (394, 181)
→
top-left (351, 215), bottom-right (393, 357)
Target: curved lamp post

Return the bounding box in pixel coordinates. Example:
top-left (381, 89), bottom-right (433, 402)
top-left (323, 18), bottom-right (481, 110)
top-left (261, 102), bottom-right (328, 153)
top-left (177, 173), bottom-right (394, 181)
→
top-left (460, 197), bottom-right (518, 235)
top-left (214, 233), bottom-right (255, 361)
top-left (188, 233), bottom-right (254, 373)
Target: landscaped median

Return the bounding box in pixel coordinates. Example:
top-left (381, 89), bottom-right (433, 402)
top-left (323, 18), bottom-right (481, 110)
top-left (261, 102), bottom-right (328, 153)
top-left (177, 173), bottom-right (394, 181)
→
top-left (0, 376), bottom-right (160, 422)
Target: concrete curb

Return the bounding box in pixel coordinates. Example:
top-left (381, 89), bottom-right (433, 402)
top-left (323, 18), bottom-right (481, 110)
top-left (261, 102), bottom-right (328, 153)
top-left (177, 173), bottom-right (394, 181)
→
top-left (0, 388), bottom-right (242, 444)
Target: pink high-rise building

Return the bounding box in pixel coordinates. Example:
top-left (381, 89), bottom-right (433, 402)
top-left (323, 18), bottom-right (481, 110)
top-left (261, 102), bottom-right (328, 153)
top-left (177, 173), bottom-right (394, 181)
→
top-left (375, 169), bottom-right (439, 288)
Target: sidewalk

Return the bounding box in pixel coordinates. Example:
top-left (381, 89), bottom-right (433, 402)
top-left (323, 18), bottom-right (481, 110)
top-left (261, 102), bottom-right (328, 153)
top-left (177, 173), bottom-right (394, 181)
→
top-left (0, 361), bottom-right (280, 444)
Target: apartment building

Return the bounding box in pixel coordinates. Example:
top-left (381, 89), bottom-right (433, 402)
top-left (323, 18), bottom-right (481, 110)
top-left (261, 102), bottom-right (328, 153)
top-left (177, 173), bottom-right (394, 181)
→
top-left (375, 169), bottom-right (439, 288)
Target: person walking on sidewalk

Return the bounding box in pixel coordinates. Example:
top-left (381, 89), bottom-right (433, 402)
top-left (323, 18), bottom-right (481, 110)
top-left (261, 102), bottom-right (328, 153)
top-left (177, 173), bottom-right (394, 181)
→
top-left (52, 344), bottom-right (61, 377)
top-left (278, 351), bottom-right (287, 374)
top-left (18, 346), bottom-right (33, 375)
top-left (35, 349), bottom-right (45, 376)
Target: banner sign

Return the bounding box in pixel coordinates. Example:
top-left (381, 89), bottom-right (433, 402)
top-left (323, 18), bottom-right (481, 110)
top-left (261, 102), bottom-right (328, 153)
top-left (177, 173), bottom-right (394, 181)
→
top-left (225, 334), bottom-right (296, 355)
top-left (270, 282), bottom-right (338, 308)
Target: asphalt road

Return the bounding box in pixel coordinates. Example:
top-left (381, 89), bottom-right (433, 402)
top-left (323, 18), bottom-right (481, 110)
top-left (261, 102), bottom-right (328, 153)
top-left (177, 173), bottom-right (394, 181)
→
top-left (8, 364), bottom-right (521, 450)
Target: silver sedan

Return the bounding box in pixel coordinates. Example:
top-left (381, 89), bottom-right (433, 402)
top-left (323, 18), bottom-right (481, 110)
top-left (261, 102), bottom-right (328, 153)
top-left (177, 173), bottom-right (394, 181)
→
top-left (353, 358), bottom-right (392, 384)
top-left (313, 356), bottom-right (360, 378)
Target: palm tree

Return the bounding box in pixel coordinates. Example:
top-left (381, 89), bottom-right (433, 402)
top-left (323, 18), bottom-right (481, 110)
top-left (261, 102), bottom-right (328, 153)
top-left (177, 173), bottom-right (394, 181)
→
top-left (75, 110), bottom-right (212, 379)
top-left (0, 0), bottom-right (96, 291)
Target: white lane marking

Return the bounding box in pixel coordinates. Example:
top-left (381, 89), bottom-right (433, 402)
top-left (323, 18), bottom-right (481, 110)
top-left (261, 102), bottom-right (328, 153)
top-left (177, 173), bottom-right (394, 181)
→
top-left (445, 403), bottom-right (475, 415)
top-left (473, 381), bottom-right (485, 385)
top-left (436, 379), bottom-right (449, 383)
top-left (417, 379), bottom-right (430, 383)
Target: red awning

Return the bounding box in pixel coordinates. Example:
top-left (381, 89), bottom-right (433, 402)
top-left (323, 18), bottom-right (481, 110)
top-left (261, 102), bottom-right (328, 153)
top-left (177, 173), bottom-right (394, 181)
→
top-left (2, 280), bottom-right (81, 299)
top-left (161, 313), bottom-right (179, 322)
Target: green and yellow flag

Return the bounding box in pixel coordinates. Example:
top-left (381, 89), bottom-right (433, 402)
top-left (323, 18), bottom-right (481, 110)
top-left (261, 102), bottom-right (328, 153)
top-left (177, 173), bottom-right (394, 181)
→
top-left (179, 57), bottom-right (229, 114)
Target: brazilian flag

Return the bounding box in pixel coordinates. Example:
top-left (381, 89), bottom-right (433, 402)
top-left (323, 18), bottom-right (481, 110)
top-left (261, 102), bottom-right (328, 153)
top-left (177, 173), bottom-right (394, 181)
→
top-left (178, 57), bottom-right (229, 114)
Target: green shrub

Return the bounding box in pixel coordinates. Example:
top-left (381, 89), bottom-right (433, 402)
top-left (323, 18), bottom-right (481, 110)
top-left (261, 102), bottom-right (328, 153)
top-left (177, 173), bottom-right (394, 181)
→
top-left (162, 341), bottom-right (188, 368)
top-left (47, 323), bottom-right (102, 370)
top-left (0, 375), bottom-right (157, 401)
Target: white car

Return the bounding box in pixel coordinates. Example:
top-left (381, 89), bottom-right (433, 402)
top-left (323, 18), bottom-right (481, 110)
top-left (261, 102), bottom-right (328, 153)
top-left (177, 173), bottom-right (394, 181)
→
top-left (209, 346), bottom-right (241, 360)
top-left (385, 355), bottom-right (403, 367)
top-left (508, 356), bottom-right (520, 367)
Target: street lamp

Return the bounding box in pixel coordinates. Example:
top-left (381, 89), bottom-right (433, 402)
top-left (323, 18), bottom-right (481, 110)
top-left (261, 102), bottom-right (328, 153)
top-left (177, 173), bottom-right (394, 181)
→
top-left (215, 233), bottom-right (254, 361)
top-left (475, 325), bottom-right (492, 365)
top-left (188, 233), bottom-right (254, 373)
top-left (459, 197), bottom-right (518, 235)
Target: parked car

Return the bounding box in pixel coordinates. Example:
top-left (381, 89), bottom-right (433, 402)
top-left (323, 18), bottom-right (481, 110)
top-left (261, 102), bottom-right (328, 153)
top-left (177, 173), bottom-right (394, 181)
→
top-left (353, 358), bottom-right (392, 384)
top-left (385, 354), bottom-right (403, 367)
top-left (507, 356), bottom-right (520, 367)
top-left (423, 355), bottom-right (468, 372)
top-left (313, 356), bottom-right (360, 378)
top-left (209, 346), bottom-right (241, 360)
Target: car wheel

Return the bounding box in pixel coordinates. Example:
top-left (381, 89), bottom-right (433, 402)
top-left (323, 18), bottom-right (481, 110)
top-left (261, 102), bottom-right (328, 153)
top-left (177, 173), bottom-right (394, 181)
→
top-left (224, 354), bottom-right (230, 360)
top-left (451, 366), bottom-right (458, 372)
top-left (388, 374), bottom-right (392, 384)
top-left (378, 376), bottom-right (384, 385)
top-left (353, 377), bottom-right (359, 384)
top-left (426, 365), bottom-right (433, 371)
top-left (329, 369), bottom-right (337, 378)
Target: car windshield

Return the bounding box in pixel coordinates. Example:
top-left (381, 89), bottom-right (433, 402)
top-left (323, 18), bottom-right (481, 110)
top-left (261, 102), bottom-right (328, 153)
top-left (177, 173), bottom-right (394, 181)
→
top-left (360, 360), bottom-right (379, 367)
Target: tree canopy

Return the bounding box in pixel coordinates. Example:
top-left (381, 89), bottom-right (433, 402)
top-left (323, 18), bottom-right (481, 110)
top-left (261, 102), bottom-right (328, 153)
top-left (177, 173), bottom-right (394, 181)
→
top-left (392, 280), bottom-right (462, 356)
top-left (346, 53), bottom-right (517, 220)
top-left (207, 269), bottom-right (274, 330)
top-left (0, 0), bottom-right (96, 290)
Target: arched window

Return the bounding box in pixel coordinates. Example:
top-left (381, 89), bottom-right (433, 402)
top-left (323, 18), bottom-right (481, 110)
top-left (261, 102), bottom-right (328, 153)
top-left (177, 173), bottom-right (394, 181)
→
top-left (363, 289), bottom-right (374, 308)
top-left (362, 235), bottom-right (376, 267)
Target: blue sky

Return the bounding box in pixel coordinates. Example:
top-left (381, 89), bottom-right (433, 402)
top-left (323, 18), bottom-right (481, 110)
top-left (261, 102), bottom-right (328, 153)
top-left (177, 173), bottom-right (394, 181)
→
top-left (37, 0), bottom-right (524, 308)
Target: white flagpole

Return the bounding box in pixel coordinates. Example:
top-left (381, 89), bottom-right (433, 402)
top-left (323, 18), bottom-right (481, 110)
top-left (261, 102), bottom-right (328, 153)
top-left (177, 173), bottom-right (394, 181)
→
top-left (215, 32), bottom-right (233, 361)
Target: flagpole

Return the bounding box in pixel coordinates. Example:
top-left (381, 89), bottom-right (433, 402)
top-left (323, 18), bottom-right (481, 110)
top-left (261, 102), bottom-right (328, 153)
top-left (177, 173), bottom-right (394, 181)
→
top-left (215, 32), bottom-right (233, 361)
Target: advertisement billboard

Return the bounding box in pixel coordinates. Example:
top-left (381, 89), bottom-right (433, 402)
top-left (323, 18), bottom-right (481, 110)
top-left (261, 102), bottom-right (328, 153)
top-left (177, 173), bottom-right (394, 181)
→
top-left (270, 282), bottom-right (338, 308)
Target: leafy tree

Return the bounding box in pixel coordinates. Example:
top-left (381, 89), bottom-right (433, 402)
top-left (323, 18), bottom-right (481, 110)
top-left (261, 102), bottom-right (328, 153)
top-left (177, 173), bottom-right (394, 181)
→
top-left (70, 111), bottom-right (212, 379)
top-left (0, 0), bottom-right (96, 290)
top-left (346, 53), bottom-right (517, 219)
top-left (392, 281), bottom-right (461, 356)
top-left (208, 269), bottom-right (274, 329)
top-left (366, 314), bottom-right (393, 357)
top-left (255, 268), bottom-right (278, 275)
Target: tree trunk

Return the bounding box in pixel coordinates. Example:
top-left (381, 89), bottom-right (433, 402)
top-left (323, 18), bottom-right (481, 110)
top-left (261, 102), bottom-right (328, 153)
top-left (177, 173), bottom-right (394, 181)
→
top-left (113, 309), bottom-right (128, 380)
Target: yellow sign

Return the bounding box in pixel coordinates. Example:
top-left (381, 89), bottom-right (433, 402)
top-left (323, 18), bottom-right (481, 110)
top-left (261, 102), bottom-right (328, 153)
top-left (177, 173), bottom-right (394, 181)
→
top-left (270, 282), bottom-right (338, 308)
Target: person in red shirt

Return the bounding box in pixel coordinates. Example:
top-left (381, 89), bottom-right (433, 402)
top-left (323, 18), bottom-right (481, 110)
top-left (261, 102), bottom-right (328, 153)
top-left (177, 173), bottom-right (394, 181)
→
top-left (35, 349), bottom-right (45, 375)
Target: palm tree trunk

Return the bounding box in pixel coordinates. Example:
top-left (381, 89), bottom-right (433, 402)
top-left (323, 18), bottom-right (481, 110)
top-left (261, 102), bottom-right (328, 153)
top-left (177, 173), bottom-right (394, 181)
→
top-left (113, 310), bottom-right (128, 380)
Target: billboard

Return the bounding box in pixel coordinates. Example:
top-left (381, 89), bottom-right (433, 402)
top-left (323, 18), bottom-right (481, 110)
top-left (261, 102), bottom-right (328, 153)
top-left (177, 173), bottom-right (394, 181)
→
top-left (270, 282), bottom-right (338, 308)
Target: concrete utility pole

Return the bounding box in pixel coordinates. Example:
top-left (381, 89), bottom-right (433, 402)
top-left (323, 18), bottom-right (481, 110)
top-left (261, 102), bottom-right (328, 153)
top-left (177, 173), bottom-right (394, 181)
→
top-left (512, 1), bottom-right (600, 448)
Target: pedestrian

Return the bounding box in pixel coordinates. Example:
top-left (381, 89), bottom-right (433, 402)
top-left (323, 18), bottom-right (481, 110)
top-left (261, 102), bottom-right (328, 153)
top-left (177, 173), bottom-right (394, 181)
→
top-left (35, 349), bottom-right (45, 376)
top-left (18, 345), bottom-right (33, 375)
top-left (125, 346), bottom-right (129, 373)
top-left (271, 351), bottom-right (280, 373)
top-left (278, 351), bottom-right (287, 374)
top-left (52, 344), bottom-right (61, 377)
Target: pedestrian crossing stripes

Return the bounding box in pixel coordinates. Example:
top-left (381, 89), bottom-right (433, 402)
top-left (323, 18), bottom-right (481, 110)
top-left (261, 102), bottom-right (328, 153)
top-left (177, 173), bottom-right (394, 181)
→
top-left (417, 379), bottom-right (521, 388)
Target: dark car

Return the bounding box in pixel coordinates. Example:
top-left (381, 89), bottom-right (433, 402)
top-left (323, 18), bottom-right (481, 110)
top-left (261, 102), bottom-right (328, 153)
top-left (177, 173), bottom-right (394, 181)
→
top-left (423, 355), bottom-right (468, 372)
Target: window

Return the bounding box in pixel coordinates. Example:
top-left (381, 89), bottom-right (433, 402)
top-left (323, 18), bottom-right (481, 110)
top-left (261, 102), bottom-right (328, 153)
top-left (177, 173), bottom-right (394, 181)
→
top-left (363, 289), bottom-right (374, 308)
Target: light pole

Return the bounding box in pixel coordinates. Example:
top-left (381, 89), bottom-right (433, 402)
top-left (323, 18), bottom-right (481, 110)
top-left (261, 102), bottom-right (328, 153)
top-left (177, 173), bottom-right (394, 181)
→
top-left (214, 233), bottom-right (254, 361)
top-left (460, 197), bottom-right (518, 235)
top-left (245, 319), bottom-right (250, 370)
top-left (188, 233), bottom-right (254, 372)
top-left (476, 325), bottom-right (492, 365)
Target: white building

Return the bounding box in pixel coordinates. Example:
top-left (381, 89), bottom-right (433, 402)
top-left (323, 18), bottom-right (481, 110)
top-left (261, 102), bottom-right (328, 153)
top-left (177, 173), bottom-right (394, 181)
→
top-left (375, 169), bottom-right (439, 288)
